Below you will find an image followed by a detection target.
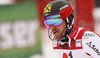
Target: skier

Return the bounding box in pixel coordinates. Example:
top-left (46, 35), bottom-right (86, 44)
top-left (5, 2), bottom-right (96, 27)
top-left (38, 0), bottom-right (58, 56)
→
top-left (42, 0), bottom-right (100, 58)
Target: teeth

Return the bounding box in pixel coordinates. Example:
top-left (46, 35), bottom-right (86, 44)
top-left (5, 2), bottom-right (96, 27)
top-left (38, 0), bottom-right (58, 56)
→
top-left (55, 32), bottom-right (58, 34)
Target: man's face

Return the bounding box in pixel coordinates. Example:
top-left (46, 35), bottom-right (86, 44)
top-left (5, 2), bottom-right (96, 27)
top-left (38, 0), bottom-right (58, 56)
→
top-left (49, 21), bottom-right (67, 39)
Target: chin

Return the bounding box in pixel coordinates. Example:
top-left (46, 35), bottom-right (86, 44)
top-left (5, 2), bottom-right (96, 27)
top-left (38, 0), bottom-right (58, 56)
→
top-left (55, 35), bottom-right (64, 40)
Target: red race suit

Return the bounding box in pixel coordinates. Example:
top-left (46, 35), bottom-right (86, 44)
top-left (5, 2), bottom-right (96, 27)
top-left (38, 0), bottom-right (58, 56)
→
top-left (52, 25), bottom-right (100, 58)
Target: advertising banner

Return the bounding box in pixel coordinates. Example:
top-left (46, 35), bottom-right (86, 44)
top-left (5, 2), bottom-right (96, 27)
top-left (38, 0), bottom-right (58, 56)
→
top-left (0, 1), bottom-right (42, 58)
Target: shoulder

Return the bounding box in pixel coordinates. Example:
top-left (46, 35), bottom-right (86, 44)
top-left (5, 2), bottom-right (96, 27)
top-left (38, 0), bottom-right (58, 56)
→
top-left (82, 30), bottom-right (100, 44)
top-left (82, 30), bottom-right (100, 57)
top-left (74, 26), bottom-right (100, 40)
top-left (83, 31), bottom-right (100, 39)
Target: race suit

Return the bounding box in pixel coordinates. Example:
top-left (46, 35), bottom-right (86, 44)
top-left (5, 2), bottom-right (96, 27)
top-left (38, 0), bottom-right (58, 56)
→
top-left (52, 25), bottom-right (100, 58)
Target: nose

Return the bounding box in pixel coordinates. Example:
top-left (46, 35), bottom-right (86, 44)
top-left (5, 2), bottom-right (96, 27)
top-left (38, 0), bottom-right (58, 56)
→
top-left (49, 24), bottom-right (55, 29)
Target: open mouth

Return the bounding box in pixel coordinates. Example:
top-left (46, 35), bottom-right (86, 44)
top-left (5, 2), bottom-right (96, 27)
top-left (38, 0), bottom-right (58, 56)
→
top-left (53, 30), bottom-right (59, 36)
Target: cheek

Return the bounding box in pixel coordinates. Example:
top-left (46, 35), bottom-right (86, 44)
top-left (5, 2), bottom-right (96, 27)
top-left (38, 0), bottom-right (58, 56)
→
top-left (58, 25), bottom-right (66, 32)
top-left (60, 23), bottom-right (66, 32)
top-left (55, 22), bottom-right (66, 32)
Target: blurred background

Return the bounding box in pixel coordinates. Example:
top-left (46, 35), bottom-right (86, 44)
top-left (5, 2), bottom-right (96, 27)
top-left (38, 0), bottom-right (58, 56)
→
top-left (0, 0), bottom-right (100, 58)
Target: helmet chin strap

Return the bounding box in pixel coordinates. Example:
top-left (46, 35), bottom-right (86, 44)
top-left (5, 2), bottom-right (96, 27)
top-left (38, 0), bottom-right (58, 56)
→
top-left (48, 25), bottom-right (67, 41)
top-left (58, 25), bottom-right (73, 48)
top-left (60, 25), bottom-right (73, 42)
top-left (48, 23), bottom-right (73, 42)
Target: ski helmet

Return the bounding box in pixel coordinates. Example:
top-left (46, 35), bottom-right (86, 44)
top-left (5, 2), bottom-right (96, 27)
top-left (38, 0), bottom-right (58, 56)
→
top-left (43, 1), bottom-right (74, 41)
top-left (43, 0), bottom-right (74, 30)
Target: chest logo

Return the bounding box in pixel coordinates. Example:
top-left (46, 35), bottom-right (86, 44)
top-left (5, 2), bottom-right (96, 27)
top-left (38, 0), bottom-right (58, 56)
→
top-left (53, 40), bottom-right (57, 47)
top-left (76, 39), bottom-right (81, 47)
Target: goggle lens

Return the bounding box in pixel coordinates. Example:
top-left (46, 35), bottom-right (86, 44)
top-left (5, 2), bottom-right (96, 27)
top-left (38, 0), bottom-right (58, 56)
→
top-left (44, 14), bottom-right (63, 28)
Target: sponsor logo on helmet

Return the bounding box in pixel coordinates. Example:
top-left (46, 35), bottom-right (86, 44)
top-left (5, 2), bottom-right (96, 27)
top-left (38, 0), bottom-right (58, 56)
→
top-left (44, 13), bottom-right (49, 16)
top-left (60, 5), bottom-right (69, 11)
top-left (44, 4), bottom-right (52, 13)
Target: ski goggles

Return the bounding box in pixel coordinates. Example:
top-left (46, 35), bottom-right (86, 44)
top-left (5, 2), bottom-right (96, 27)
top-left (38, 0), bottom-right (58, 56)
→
top-left (44, 14), bottom-right (63, 28)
